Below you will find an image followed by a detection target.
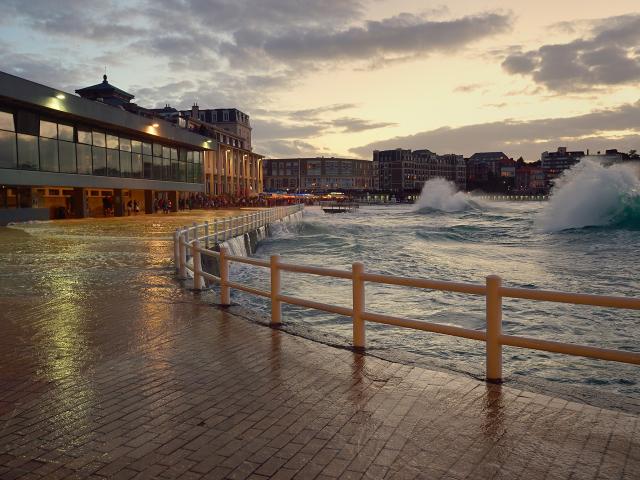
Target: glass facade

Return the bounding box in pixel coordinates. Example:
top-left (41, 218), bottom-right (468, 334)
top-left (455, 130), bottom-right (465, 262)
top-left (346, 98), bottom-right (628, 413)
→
top-left (0, 111), bottom-right (204, 184)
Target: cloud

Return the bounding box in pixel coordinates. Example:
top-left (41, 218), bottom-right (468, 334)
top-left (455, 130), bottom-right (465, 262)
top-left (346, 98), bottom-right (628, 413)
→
top-left (453, 83), bottom-right (486, 93)
top-left (252, 12), bottom-right (512, 65)
top-left (502, 14), bottom-right (640, 92)
top-left (331, 117), bottom-right (396, 133)
top-left (259, 139), bottom-right (319, 157)
top-left (351, 100), bottom-right (640, 161)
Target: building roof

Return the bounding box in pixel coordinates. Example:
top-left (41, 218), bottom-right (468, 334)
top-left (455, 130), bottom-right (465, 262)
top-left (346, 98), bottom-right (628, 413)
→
top-left (75, 75), bottom-right (135, 102)
top-left (469, 152), bottom-right (509, 160)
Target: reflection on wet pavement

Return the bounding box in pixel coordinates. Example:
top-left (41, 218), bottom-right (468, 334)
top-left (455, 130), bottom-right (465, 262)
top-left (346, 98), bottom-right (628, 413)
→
top-left (0, 211), bottom-right (638, 479)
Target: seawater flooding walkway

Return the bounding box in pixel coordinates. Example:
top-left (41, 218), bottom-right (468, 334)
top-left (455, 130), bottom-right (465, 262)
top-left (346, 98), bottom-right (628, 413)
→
top-left (0, 211), bottom-right (638, 479)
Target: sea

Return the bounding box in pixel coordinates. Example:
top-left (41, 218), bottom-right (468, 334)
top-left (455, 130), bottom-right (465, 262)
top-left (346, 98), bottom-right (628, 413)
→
top-left (228, 159), bottom-right (640, 406)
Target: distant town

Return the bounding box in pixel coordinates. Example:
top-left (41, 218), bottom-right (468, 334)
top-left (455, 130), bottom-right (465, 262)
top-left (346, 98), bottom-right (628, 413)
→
top-left (264, 147), bottom-right (640, 201)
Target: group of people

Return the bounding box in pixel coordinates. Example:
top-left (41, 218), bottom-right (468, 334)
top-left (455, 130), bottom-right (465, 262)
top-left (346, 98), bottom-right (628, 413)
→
top-left (126, 199), bottom-right (141, 215)
top-left (152, 198), bottom-right (173, 214)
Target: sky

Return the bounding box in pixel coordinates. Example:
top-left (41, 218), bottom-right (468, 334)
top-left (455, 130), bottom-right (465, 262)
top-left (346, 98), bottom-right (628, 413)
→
top-left (1, 0), bottom-right (640, 161)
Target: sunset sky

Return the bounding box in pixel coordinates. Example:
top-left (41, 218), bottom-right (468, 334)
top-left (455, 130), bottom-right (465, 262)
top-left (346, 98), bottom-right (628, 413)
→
top-left (1, 0), bottom-right (640, 160)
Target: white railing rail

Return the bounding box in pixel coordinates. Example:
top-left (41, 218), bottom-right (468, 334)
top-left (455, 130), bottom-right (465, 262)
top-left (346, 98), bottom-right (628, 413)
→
top-left (174, 204), bottom-right (640, 383)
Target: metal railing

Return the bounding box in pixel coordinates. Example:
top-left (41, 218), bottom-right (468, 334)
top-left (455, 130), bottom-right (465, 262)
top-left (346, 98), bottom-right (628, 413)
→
top-left (174, 204), bottom-right (640, 383)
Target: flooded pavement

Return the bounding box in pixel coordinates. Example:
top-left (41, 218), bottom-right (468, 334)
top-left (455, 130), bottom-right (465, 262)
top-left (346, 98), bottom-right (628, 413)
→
top-left (0, 213), bottom-right (639, 479)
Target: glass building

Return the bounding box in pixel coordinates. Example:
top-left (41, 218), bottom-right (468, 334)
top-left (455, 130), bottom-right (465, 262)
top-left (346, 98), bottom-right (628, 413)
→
top-left (0, 71), bottom-right (213, 224)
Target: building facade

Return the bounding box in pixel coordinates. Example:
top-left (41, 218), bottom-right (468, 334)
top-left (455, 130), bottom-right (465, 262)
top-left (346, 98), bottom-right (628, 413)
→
top-left (153, 105), bottom-right (263, 197)
top-left (0, 71), bottom-right (211, 223)
top-left (541, 147), bottom-right (584, 183)
top-left (263, 157), bottom-right (373, 192)
top-left (373, 149), bottom-right (466, 193)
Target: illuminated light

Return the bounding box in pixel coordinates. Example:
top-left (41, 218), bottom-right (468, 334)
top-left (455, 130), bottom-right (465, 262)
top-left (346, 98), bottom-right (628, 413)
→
top-left (55, 93), bottom-right (65, 100)
top-left (151, 123), bottom-right (160, 128)
top-left (206, 139), bottom-right (212, 143)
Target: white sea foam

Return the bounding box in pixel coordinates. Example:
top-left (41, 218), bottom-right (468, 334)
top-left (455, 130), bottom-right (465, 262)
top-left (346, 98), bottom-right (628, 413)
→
top-left (536, 159), bottom-right (640, 232)
top-left (414, 178), bottom-right (473, 212)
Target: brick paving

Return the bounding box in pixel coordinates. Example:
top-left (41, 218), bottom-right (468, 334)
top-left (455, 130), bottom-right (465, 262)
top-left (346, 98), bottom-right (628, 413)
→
top-left (0, 216), bottom-right (639, 479)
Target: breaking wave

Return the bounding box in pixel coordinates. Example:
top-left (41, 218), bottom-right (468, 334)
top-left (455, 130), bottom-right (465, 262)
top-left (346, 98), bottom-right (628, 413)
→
top-left (414, 178), bottom-right (477, 213)
top-left (536, 159), bottom-right (640, 232)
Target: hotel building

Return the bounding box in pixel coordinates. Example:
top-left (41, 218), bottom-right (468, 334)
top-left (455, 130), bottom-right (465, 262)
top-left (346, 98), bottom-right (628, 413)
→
top-left (153, 105), bottom-right (263, 197)
top-left (263, 157), bottom-right (373, 192)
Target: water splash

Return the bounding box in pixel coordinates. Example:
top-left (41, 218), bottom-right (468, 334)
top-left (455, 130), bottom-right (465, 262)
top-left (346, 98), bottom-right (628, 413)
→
top-left (536, 159), bottom-right (640, 232)
top-left (414, 178), bottom-right (475, 213)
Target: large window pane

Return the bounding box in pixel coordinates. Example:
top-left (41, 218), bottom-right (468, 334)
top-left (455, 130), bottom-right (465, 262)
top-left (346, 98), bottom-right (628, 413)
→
top-left (179, 148), bottom-right (187, 162)
top-left (106, 149), bottom-right (119, 176)
top-left (0, 111), bottom-right (15, 132)
top-left (187, 151), bottom-right (193, 163)
top-left (143, 154), bottom-right (153, 178)
top-left (131, 140), bottom-right (141, 153)
top-left (0, 130), bottom-right (17, 168)
top-left (162, 146), bottom-right (170, 159)
top-left (162, 157), bottom-right (170, 180)
top-left (17, 134), bottom-right (38, 170)
top-left (142, 142), bottom-right (152, 155)
top-left (120, 151), bottom-right (132, 177)
top-left (59, 141), bottom-right (76, 173)
top-left (106, 134), bottom-right (119, 150)
top-left (171, 160), bottom-right (180, 181)
top-left (40, 120), bottom-right (58, 139)
top-left (39, 137), bottom-right (59, 172)
top-left (78, 129), bottom-right (92, 144)
top-left (92, 146), bottom-right (107, 175)
top-left (153, 156), bottom-right (163, 179)
top-left (178, 161), bottom-right (186, 182)
top-left (187, 163), bottom-right (194, 183)
top-left (153, 143), bottom-right (162, 157)
top-left (119, 138), bottom-right (131, 152)
top-left (92, 131), bottom-right (106, 147)
top-left (58, 124), bottom-right (73, 142)
top-left (132, 153), bottom-right (142, 178)
top-left (170, 148), bottom-right (177, 160)
top-left (76, 144), bottom-right (92, 174)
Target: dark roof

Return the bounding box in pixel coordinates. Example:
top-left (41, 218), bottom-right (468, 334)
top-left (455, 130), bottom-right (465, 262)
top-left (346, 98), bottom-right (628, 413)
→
top-left (75, 75), bottom-right (134, 101)
top-left (469, 152), bottom-right (509, 159)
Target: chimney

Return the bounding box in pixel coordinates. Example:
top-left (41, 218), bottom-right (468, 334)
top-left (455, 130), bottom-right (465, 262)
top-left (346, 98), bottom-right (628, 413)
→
top-left (191, 102), bottom-right (199, 119)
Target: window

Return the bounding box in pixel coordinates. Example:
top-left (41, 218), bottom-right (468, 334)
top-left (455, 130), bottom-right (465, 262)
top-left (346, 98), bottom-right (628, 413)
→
top-left (92, 147), bottom-right (107, 175)
top-left (163, 157), bottom-right (170, 180)
top-left (131, 140), bottom-right (141, 153)
top-left (59, 140), bottom-right (76, 173)
top-left (58, 124), bottom-right (73, 142)
top-left (142, 142), bottom-right (152, 156)
top-left (78, 130), bottom-right (92, 144)
top-left (0, 111), bottom-right (14, 131)
top-left (143, 154), bottom-right (153, 179)
top-left (76, 144), bottom-right (92, 174)
top-left (40, 120), bottom-right (58, 139)
top-left (106, 134), bottom-right (119, 150)
top-left (187, 151), bottom-right (193, 163)
top-left (153, 155), bottom-right (163, 179)
top-left (119, 138), bottom-right (131, 152)
top-left (153, 143), bottom-right (162, 157)
top-left (106, 149), bottom-right (119, 176)
top-left (0, 130), bottom-right (17, 169)
top-left (17, 134), bottom-right (39, 170)
top-left (39, 137), bottom-right (59, 172)
top-left (92, 131), bottom-right (106, 147)
top-left (120, 151), bottom-right (132, 177)
top-left (223, 110), bottom-right (229, 121)
top-left (131, 153), bottom-right (143, 178)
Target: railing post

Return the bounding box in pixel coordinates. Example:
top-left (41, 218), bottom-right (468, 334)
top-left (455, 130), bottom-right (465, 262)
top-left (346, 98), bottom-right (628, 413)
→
top-left (219, 246), bottom-right (231, 305)
top-left (193, 240), bottom-right (203, 290)
top-left (192, 222), bottom-right (198, 241)
top-left (182, 225), bottom-right (189, 257)
top-left (486, 275), bottom-right (503, 383)
top-left (270, 254), bottom-right (281, 326)
top-left (213, 219), bottom-right (218, 245)
top-left (352, 262), bottom-right (365, 350)
top-left (204, 221), bottom-right (209, 249)
top-left (173, 228), bottom-right (180, 271)
top-left (179, 231), bottom-right (187, 279)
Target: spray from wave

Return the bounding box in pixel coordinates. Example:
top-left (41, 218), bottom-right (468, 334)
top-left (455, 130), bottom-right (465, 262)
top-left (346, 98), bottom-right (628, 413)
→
top-left (414, 178), bottom-right (475, 212)
top-left (536, 159), bottom-right (640, 232)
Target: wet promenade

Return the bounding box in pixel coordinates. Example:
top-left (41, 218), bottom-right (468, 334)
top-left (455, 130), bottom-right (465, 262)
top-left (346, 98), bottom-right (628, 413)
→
top-left (0, 213), bottom-right (638, 479)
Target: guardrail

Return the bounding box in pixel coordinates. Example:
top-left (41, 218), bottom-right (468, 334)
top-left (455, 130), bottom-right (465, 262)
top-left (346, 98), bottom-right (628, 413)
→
top-left (174, 204), bottom-right (640, 383)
